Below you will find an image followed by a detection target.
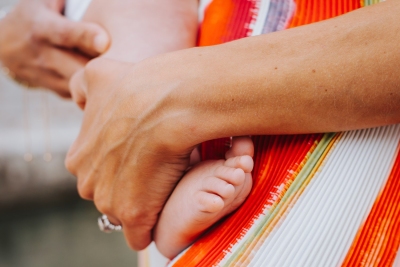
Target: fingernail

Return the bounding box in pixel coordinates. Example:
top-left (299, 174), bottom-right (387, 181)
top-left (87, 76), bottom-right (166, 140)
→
top-left (94, 34), bottom-right (109, 53)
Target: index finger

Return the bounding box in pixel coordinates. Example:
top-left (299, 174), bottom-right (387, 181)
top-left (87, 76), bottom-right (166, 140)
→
top-left (34, 10), bottom-right (110, 56)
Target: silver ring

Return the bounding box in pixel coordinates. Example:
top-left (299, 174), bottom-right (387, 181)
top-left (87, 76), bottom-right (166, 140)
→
top-left (98, 214), bottom-right (123, 233)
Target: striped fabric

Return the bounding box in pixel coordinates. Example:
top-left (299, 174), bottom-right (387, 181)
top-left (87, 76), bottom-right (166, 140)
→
top-left (168, 0), bottom-right (400, 266)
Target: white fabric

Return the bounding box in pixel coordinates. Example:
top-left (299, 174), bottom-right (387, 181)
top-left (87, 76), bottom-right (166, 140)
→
top-left (138, 243), bottom-right (169, 267)
top-left (251, 0), bottom-right (271, 36)
top-left (394, 249), bottom-right (400, 267)
top-left (198, 0), bottom-right (213, 23)
top-left (249, 125), bottom-right (400, 266)
top-left (64, 0), bottom-right (92, 21)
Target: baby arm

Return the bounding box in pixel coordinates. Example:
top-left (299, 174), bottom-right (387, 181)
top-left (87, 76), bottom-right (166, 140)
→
top-left (81, 0), bottom-right (198, 63)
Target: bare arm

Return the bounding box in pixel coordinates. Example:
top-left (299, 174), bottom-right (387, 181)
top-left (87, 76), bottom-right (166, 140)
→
top-left (167, 0), bottom-right (400, 142)
top-left (82, 0), bottom-right (198, 63)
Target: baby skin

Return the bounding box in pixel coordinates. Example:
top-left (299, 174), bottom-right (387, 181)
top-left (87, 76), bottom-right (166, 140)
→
top-left (154, 137), bottom-right (254, 259)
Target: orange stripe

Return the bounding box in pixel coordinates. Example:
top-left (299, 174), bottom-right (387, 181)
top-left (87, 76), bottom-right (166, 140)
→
top-left (198, 0), bottom-right (236, 46)
top-left (341, 145), bottom-right (400, 267)
top-left (198, 0), bottom-right (260, 46)
top-left (288, 0), bottom-right (361, 28)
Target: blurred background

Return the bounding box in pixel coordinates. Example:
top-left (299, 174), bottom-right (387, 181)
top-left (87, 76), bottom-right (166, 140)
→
top-left (0, 1), bottom-right (138, 266)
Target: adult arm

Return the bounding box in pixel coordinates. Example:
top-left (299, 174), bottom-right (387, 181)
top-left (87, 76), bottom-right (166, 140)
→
top-left (140, 0), bottom-right (400, 141)
top-left (0, 0), bottom-right (109, 97)
top-left (68, 0), bottom-right (198, 249)
top-left (67, 0), bottom-right (400, 250)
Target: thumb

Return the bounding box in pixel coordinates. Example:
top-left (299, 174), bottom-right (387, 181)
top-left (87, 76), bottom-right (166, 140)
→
top-left (35, 10), bottom-right (110, 56)
top-left (69, 68), bottom-right (88, 110)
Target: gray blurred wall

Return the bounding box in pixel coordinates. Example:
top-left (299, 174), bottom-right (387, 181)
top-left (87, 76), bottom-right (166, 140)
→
top-left (0, 1), bottom-right (138, 266)
top-left (0, 60), bottom-right (81, 208)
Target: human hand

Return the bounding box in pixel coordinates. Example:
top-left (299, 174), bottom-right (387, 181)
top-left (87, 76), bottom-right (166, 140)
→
top-left (66, 57), bottom-right (197, 250)
top-left (0, 0), bottom-right (110, 97)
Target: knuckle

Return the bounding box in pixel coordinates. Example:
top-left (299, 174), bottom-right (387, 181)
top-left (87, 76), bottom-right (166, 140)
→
top-left (76, 179), bottom-right (94, 200)
top-left (79, 26), bottom-right (94, 45)
top-left (119, 206), bottom-right (155, 231)
top-left (119, 209), bottom-right (141, 226)
top-left (93, 194), bottom-right (111, 214)
top-left (30, 30), bottom-right (42, 43)
top-left (64, 150), bottom-right (77, 174)
top-left (47, 22), bottom-right (74, 46)
top-left (116, 204), bottom-right (156, 251)
top-left (34, 54), bottom-right (48, 69)
top-left (30, 18), bottom-right (43, 41)
top-left (58, 28), bottom-right (72, 45)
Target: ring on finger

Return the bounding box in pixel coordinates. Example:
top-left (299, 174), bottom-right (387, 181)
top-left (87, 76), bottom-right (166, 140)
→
top-left (98, 214), bottom-right (123, 233)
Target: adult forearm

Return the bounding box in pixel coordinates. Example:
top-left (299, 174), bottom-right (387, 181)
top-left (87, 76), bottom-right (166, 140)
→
top-left (171, 0), bottom-right (400, 144)
top-left (83, 0), bottom-right (198, 63)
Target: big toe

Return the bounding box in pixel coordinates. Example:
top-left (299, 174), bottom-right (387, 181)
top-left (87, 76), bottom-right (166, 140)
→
top-left (226, 136), bottom-right (254, 159)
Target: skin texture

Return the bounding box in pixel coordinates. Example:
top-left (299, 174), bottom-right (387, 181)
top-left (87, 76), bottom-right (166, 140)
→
top-left (67, 0), bottom-right (400, 251)
top-left (0, 0), bottom-right (110, 97)
top-left (70, 0), bottom-right (198, 250)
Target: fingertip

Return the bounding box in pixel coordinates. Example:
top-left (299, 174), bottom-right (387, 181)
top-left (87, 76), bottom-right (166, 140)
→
top-left (81, 22), bottom-right (110, 54)
top-left (66, 20), bottom-right (110, 56)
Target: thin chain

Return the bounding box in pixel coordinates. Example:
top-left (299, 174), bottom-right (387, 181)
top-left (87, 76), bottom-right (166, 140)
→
top-left (23, 89), bottom-right (33, 162)
top-left (41, 90), bottom-right (52, 162)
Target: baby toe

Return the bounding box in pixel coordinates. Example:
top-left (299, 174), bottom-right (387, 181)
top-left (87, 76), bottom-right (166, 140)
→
top-left (214, 165), bottom-right (246, 186)
top-left (202, 176), bottom-right (236, 199)
top-left (195, 191), bottom-right (224, 213)
top-left (224, 155), bottom-right (254, 173)
top-left (225, 136), bottom-right (254, 159)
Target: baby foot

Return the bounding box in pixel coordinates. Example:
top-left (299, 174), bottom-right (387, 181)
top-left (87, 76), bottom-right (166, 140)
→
top-left (154, 137), bottom-right (254, 259)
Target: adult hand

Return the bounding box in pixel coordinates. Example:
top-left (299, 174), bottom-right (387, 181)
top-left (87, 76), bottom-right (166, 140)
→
top-left (66, 57), bottom-right (198, 250)
top-left (0, 0), bottom-right (110, 97)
